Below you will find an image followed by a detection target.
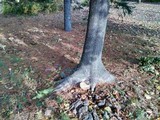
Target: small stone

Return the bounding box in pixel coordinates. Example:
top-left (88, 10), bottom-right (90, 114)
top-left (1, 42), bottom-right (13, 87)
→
top-left (80, 81), bottom-right (90, 90)
top-left (44, 108), bottom-right (52, 117)
top-left (144, 94), bottom-right (152, 100)
top-left (92, 110), bottom-right (99, 120)
top-left (103, 111), bottom-right (110, 120)
top-left (98, 99), bottom-right (106, 107)
top-left (70, 99), bottom-right (83, 115)
top-left (82, 112), bottom-right (93, 120)
top-left (8, 37), bottom-right (14, 41)
top-left (83, 99), bottom-right (89, 106)
top-left (78, 106), bottom-right (88, 119)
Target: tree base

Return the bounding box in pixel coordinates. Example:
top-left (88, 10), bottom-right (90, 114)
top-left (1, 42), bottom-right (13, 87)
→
top-left (54, 65), bottom-right (115, 92)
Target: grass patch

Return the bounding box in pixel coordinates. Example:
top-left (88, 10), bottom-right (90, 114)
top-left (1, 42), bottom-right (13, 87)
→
top-left (139, 56), bottom-right (160, 76)
top-left (0, 54), bottom-right (33, 119)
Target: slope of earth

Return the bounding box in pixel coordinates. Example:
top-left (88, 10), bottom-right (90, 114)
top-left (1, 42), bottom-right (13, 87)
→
top-left (0, 2), bottom-right (159, 120)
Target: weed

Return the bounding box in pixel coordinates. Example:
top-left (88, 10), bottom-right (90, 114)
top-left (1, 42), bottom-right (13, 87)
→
top-left (134, 109), bottom-right (147, 120)
top-left (0, 54), bottom-right (37, 119)
top-left (139, 56), bottom-right (160, 76)
top-left (56, 95), bottom-right (64, 104)
top-left (32, 87), bottom-right (54, 100)
top-left (60, 112), bottom-right (70, 120)
top-left (0, 60), bottom-right (5, 67)
top-left (36, 100), bottom-right (44, 107)
top-left (81, 0), bottom-right (89, 7)
top-left (10, 56), bottom-right (22, 63)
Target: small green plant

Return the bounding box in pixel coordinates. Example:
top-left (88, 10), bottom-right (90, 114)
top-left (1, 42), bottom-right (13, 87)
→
top-left (2, 3), bottom-right (13, 14)
top-left (139, 56), bottom-right (160, 76)
top-left (0, 56), bottom-right (36, 119)
top-left (134, 109), bottom-right (147, 120)
top-left (55, 95), bottom-right (64, 104)
top-left (129, 108), bottom-right (147, 120)
top-left (10, 56), bottom-right (22, 63)
top-left (60, 112), bottom-right (70, 120)
top-left (0, 60), bottom-right (5, 67)
top-left (139, 56), bottom-right (160, 66)
top-left (36, 100), bottom-right (44, 107)
top-left (81, 0), bottom-right (89, 7)
top-left (32, 87), bottom-right (54, 99)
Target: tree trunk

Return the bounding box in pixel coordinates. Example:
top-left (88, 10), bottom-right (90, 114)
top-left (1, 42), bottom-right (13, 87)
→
top-left (55, 0), bottom-right (115, 92)
top-left (0, 0), bottom-right (2, 14)
top-left (64, 0), bottom-right (72, 31)
top-left (138, 0), bottom-right (141, 3)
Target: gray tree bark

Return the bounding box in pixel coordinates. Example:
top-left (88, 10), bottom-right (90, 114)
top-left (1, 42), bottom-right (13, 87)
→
top-left (0, 0), bottom-right (2, 14)
top-left (55, 0), bottom-right (115, 92)
top-left (64, 0), bottom-right (72, 31)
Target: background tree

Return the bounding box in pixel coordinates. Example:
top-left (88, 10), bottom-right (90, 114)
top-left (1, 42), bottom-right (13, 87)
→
top-left (56, 0), bottom-right (115, 92)
top-left (0, 0), bottom-right (2, 14)
top-left (64, 0), bottom-right (72, 31)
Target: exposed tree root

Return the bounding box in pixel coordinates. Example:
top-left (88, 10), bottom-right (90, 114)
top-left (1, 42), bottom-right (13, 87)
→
top-left (54, 66), bottom-right (115, 92)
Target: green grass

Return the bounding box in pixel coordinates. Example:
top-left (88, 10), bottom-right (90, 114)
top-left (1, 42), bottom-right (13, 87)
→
top-left (60, 112), bottom-right (71, 120)
top-left (0, 55), bottom-right (32, 119)
top-left (139, 56), bottom-right (160, 76)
